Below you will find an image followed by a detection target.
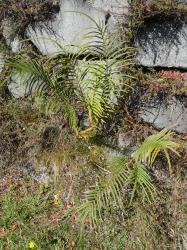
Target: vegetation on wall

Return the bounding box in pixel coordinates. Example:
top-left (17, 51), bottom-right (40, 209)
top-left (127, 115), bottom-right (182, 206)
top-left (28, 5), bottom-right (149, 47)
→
top-left (0, 99), bottom-right (186, 249)
top-left (0, 0), bottom-right (60, 35)
top-left (7, 17), bottom-right (133, 135)
top-left (123, 0), bottom-right (187, 45)
top-left (0, 1), bottom-right (187, 250)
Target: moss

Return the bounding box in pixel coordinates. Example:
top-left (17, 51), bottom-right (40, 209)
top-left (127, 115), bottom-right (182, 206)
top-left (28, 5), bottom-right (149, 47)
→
top-left (123, 0), bottom-right (187, 45)
top-left (133, 68), bottom-right (187, 96)
top-left (0, 0), bottom-right (60, 36)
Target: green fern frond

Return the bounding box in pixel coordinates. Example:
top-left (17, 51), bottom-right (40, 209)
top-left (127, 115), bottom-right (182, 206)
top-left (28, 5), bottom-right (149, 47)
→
top-left (77, 129), bottom-right (180, 225)
top-left (134, 129), bottom-right (180, 172)
top-left (33, 95), bottom-right (61, 115)
top-left (7, 14), bottom-right (133, 133)
top-left (77, 156), bottom-right (156, 225)
top-left (63, 98), bottom-right (78, 132)
top-left (77, 156), bottom-right (129, 225)
top-left (8, 55), bottom-right (78, 128)
top-left (127, 163), bottom-right (156, 205)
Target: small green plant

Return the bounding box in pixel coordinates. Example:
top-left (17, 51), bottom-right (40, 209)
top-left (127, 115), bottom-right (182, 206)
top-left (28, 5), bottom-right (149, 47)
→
top-left (134, 129), bottom-right (180, 173)
top-left (76, 129), bottom-right (180, 225)
top-left (7, 14), bottom-right (133, 135)
top-left (77, 157), bottom-right (156, 225)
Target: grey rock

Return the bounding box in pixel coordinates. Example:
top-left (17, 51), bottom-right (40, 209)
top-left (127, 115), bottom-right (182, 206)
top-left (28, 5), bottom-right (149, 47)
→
top-left (118, 132), bottom-right (132, 149)
top-left (104, 147), bottom-right (124, 161)
top-left (2, 19), bottom-right (22, 53)
top-left (0, 53), bottom-right (4, 73)
top-left (138, 96), bottom-right (187, 133)
top-left (26, 0), bottom-right (128, 55)
top-left (8, 71), bottom-right (40, 98)
top-left (8, 73), bottom-right (28, 98)
top-left (2, 19), bottom-right (14, 43)
top-left (153, 168), bottom-right (173, 184)
top-left (10, 36), bottom-right (22, 53)
top-left (117, 132), bottom-right (137, 156)
top-left (18, 162), bottom-right (52, 186)
top-left (33, 167), bottom-right (52, 186)
top-left (135, 18), bottom-right (187, 69)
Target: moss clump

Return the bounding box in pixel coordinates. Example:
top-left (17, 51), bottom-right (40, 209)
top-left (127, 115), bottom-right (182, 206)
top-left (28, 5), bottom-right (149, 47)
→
top-left (123, 0), bottom-right (187, 45)
top-left (0, 0), bottom-right (60, 36)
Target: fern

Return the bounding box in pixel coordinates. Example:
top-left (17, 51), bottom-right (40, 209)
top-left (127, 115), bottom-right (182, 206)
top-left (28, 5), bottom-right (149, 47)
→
top-left (77, 129), bottom-right (180, 225)
top-left (7, 14), bottom-right (133, 133)
top-left (8, 54), bottom-right (78, 130)
top-left (134, 129), bottom-right (180, 173)
top-left (75, 16), bottom-right (133, 126)
top-left (77, 157), bottom-right (156, 225)
top-left (77, 156), bottom-right (129, 225)
top-left (127, 163), bottom-right (156, 205)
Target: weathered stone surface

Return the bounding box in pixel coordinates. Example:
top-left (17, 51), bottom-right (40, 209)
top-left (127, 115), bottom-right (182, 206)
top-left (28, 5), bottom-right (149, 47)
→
top-left (10, 36), bottom-right (22, 53)
top-left (1, 19), bottom-right (22, 53)
top-left (27, 0), bottom-right (128, 55)
top-left (138, 96), bottom-right (187, 133)
top-left (8, 73), bottom-right (32, 98)
top-left (117, 132), bottom-right (137, 155)
top-left (8, 77), bottom-right (26, 98)
top-left (2, 19), bottom-right (14, 43)
top-left (135, 18), bottom-right (187, 69)
top-left (0, 53), bottom-right (4, 72)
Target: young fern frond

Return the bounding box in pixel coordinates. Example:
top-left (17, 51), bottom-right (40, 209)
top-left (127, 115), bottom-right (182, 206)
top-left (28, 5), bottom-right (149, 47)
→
top-left (77, 157), bottom-right (156, 225)
top-left (126, 163), bottom-right (156, 205)
top-left (77, 129), bottom-right (180, 225)
top-left (134, 129), bottom-right (180, 172)
top-left (8, 56), bottom-right (79, 131)
top-left (64, 12), bottom-right (134, 127)
top-left (77, 156), bottom-right (129, 225)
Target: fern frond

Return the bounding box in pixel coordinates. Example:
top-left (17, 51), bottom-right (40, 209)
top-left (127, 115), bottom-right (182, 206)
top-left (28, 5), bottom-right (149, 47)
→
top-left (134, 129), bottom-right (180, 172)
top-left (77, 156), bottom-right (156, 225)
top-left (77, 156), bottom-right (129, 225)
top-left (126, 163), bottom-right (156, 205)
top-left (77, 130), bottom-right (180, 225)
top-left (7, 14), bottom-right (133, 134)
top-left (78, 127), bottom-right (96, 139)
top-left (9, 56), bottom-right (78, 131)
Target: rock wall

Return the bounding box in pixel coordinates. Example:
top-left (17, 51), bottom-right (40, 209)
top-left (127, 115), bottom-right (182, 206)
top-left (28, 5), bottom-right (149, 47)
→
top-left (0, 53), bottom-right (4, 73)
top-left (138, 96), bottom-right (187, 133)
top-left (27, 0), bottom-right (128, 55)
top-left (0, 0), bottom-right (187, 133)
top-left (1, 1), bottom-right (187, 67)
top-left (135, 17), bottom-right (187, 69)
